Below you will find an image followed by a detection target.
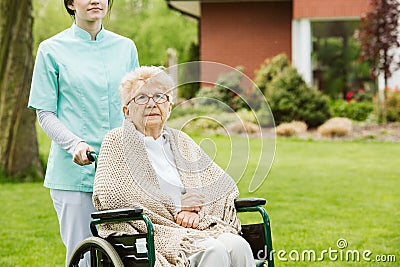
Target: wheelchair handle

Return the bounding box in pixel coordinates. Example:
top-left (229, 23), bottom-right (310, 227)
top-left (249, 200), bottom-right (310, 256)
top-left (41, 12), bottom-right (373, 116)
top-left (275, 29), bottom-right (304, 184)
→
top-left (87, 151), bottom-right (97, 162)
top-left (86, 151), bottom-right (98, 170)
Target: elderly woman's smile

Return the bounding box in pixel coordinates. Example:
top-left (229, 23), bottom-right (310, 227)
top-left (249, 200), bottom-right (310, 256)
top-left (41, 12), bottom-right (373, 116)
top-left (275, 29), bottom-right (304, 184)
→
top-left (146, 111), bottom-right (161, 117)
top-left (143, 109), bottom-right (163, 122)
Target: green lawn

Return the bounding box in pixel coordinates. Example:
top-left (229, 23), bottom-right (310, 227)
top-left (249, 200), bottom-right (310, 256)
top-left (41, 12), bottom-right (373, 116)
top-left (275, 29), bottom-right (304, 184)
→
top-left (0, 136), bottom-right (399, 266)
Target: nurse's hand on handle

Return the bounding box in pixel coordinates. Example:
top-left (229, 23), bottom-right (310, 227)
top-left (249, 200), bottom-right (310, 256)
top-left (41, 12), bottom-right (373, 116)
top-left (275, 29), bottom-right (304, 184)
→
top-left (73, 141), bottom-right (94, 166)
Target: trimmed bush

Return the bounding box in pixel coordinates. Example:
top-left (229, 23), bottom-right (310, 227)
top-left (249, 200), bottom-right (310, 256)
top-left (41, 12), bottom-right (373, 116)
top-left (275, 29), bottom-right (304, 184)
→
top-left (254, 54), bottom-right (331, 128)
top-left (317, 117), bottom-right (352, 137)
top-left (275, 121), bottom-right (308, 137)
top-left (330, 100), bottom-right (374, 121)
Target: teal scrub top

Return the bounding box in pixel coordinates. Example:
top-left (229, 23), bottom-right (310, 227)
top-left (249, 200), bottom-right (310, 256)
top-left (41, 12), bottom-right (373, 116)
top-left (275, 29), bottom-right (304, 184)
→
top-left (28, 23), bottom-right (139, 192)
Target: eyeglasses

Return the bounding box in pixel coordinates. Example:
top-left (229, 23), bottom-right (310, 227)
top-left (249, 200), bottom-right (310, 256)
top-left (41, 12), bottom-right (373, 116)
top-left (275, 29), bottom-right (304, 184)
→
top-left (127, 93), bottom-right (170, 105)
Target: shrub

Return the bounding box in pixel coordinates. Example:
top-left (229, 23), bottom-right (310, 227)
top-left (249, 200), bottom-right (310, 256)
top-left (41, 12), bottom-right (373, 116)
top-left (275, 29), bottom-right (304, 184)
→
top-left (254, 54), bottom-right (289, 95)
top-left (245, 88), bottom-right (266, 111)
top-left (168, 108), bottom-right (263, 135)
top-left (169, 104), bottom-right (222, 121)
top-left (353, 88), bottom-right (374, 102)
top-left (254, 54), bottom-right (331, 127)
top-left (167, 116), bottom-right (222, 135)
top-left (317, 117), bottom-right (352, 137)
top-left (386, 88), bottom-right (400, 122)
top-left (275, 121), bottom-right (308, 137)
top-left (227, 121), bottom-right (260, 135)
top-left (330, 100), bottom-right (374, 121)
top-left (195, 67), bottom-right (248, 111)
top-left (255, 102), bottom-right (275, 127)
top-left (236, 109), bottom-right (257, 124)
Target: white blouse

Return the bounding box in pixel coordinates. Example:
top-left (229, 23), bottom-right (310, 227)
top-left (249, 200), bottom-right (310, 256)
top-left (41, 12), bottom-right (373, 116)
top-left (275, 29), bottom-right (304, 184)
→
top-left (138, 131), bottom-right (185, 210)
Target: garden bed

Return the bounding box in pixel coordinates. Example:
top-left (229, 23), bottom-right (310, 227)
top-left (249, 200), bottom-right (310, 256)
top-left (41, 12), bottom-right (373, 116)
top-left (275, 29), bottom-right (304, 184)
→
top-left (267, 122), bottom-right (400, 142)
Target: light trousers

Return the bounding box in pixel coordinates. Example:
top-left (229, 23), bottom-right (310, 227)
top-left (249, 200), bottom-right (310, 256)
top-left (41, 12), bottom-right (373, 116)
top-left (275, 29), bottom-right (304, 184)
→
top-left (50, 189), bottom-right (97, 267)
top-left (187, 233), bottom-right (255, 267)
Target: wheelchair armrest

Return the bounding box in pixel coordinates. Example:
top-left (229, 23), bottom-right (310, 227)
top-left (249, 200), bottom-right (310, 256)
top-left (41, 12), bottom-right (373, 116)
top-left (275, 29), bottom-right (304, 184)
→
top-left (91, 208), bottom-right (143, 220)
top-left (234, 198), bottom-right (266, 209)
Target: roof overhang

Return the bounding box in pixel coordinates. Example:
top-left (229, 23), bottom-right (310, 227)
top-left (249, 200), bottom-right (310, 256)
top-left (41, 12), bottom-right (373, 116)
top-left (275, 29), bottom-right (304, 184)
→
top-left (167, 0), bottom-right (292, 19)
top-left (167, 1), bottom-right (201, 18)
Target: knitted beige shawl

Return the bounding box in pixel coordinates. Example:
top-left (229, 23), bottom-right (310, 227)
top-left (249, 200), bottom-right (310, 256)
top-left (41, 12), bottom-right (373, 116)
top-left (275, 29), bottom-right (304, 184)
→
top-left (93, 120), bottom-right (241, 267)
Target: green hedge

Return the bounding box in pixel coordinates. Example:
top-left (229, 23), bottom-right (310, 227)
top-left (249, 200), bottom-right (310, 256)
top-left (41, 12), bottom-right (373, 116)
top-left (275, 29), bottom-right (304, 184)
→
top-left (330, 100), bottom-right (374, 121)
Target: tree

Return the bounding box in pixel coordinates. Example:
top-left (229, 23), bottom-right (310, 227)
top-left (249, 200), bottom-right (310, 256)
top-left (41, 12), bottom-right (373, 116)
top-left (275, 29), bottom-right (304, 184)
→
top-left (178, 42), bottom-right (200, 99)
top-left (106, 0), bottom-right (197, 66)
top-left (32, 0), bottom-right (72, 53)
top-left (32, 0), bottom-right (198, 66)
top-left (0, 0), bottom-right (43, 180)
top-left (357, 0), bottom-right (400, 122)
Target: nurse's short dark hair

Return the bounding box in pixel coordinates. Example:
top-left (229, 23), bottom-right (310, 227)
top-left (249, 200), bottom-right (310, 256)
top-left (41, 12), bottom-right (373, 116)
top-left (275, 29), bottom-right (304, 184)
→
top-left (64, 0), bottom-right (114, 16)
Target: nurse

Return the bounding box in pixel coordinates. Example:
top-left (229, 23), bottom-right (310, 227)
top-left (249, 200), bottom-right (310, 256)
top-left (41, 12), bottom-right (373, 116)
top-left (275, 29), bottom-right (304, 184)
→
top-left (28, 0), bottom-right (139, 265)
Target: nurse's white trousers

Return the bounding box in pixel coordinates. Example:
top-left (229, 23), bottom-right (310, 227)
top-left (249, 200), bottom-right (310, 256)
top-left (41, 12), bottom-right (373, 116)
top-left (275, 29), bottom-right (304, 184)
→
top-left (50, 189), bottom-right (96, 267)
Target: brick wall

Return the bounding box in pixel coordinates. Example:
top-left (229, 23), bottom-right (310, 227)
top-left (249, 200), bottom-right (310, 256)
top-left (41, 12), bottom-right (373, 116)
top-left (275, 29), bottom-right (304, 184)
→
top-left (200, 1), bottom-right (292, 82)
top-left (293, 0), bottom-right (369, 18)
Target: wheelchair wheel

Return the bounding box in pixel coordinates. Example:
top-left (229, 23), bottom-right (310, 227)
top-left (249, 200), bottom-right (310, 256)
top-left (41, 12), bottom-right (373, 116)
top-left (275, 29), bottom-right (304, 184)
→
top-left (68, 237), bottom-right (124, 267)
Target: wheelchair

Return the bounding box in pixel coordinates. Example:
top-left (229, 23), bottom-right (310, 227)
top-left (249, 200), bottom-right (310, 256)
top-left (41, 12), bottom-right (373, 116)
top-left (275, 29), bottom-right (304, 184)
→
top-left (67, 198), bottom-right (274, 267)
top-left (68, 153), bottom-right (274, 267)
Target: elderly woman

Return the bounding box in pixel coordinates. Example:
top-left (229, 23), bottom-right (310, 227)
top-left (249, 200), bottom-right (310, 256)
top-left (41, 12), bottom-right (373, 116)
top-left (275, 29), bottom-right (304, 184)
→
top-left (93, 66), bottom-right (254, 267)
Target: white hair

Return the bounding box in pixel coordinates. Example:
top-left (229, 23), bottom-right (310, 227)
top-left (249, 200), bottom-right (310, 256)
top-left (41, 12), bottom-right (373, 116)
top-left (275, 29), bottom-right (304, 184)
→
top-left (119, 66), bottom-right (175, 106)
